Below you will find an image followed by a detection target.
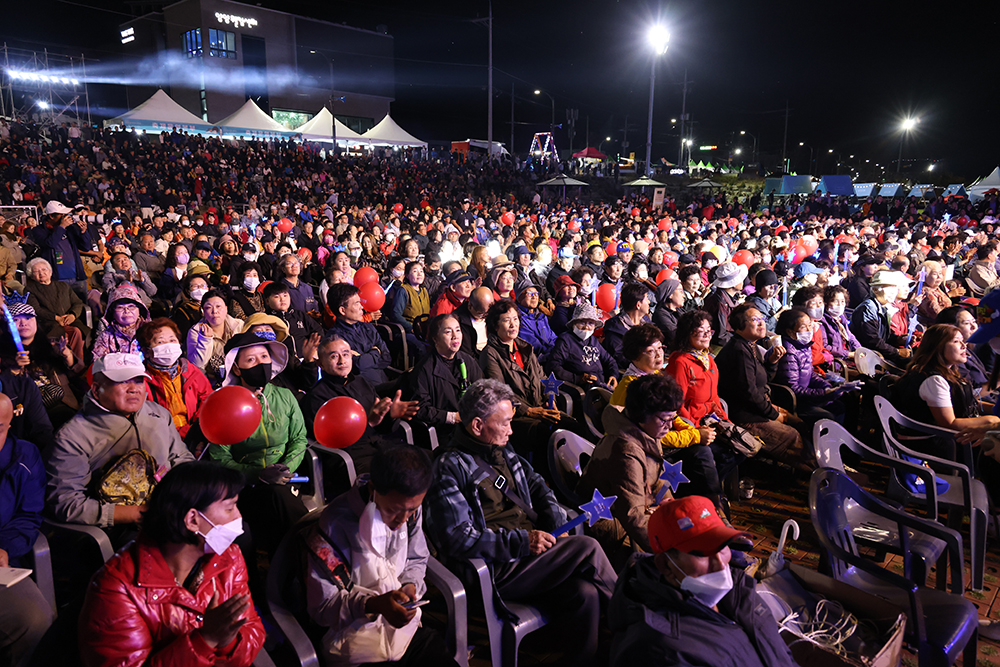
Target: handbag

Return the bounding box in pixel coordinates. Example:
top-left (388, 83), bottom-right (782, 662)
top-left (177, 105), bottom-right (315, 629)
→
top-left (94, 447), bottom-right (159, 506)
top-left (704, 414), bottom-right (764, 457)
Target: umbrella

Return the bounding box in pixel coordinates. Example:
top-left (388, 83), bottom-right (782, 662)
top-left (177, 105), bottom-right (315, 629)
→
top-left (538, 174), bottom-right (589, 201)
top-left (623, 176), bottom-right (663, 187)
top-left (688, 178), bottom-right (724, 188)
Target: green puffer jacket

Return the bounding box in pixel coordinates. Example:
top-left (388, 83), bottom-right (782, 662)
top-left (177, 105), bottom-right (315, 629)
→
top-left (207, 383), bottom-right (307, 475)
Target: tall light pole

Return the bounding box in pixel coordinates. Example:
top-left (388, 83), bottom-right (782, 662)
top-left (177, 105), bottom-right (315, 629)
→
top-left (644, 25), bottom-right (669, 177)
top-left (898, 117), bottom-right (919, 176)
top-left (798, 141), bottom-right (813, 174)
top-left (740, 130), bottom-right (757, 164)
top-left (598, 136), bottom-right (612, 154)
top-left (828, 148), bottom-right (842, 174)
top-left (533, 89), bottom-right (555, 137)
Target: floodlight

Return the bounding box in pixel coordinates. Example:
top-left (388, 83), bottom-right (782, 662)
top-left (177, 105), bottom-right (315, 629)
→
top-left (647, 25), bottom-right (669, 55)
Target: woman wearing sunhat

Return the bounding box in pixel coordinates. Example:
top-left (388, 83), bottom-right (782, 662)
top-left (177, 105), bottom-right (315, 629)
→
top-left (206, 329), bottom-right (308, 555)
top-left (92, 284), bottom-right (151, 358)
top-left (546, 300), bottom-right (619, 389)
top-left (703, 261), bottom-right (748, 349)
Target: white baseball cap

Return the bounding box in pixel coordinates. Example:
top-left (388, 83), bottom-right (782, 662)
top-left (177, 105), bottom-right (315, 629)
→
top-left (93, 353), bottom-right (149, 382)
top-left (44, 201), bottom-right (72, 216)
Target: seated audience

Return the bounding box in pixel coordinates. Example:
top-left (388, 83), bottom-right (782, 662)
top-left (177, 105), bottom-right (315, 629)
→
top-left (516, 283), bottom-right (557, 361)
top-left (850, 270), bottom-right (911, 367)
top-left (326, 283), bottom-right (391, 385)
top-left (652, 277), bottom-right (685, 348)
top-left (25, 257), bottom-right (88, 361)
top-left (305, 445), bottom-right (460, 666)
top-left (228, 261), bottom-right (265, 320)
top-left (171, 272), bottom-right (211, 340)
top-left (93, 285), bottom-right (150, 358)
top-left (546, 300), bottom-right (619, 389)
top-left (774, 308), bottom-right (845, 424)
top-left (602, 283), bottom-right (652, 370)
top-left (186, 289), bottom-right (244, 383)
top-left (430, 268), bottom-right (474, 317)
top-left (425, 379), bottom-right (617, 667)
top-left (746, 269), bottom-right (780, 333)
top-left (262, 281), bottom-right (322, 366)
top-left (78, 461), bottom-right (265, 667)
top-left (818, 285), bottom-right (860, 364)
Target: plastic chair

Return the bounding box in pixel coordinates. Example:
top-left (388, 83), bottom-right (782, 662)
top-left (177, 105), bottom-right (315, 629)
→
top-left (300, 448), bottom-right (325, 512)
top-left (874, 398), bottom-right (989, 592)
top-left (874, 395), bottom-right (973, 472)
top-left (856, 347), bottom-right (899, 377)
top-left (547, 429), bottom-right (595, 506)
top-left (768, 382), bottom-right (798, 415)
top-left (43, 519), bottom-right (114, 563)
top-left (813, 420), bottom-right (947, 587)
top-left (402, 420), bottom-right (442, 451)
top-left (29, 533), bottom-right (57, 617)
top-left (464, 558), bottom-right (551, 667)
top-left (308, 441), bottom-right (356, 500)
top-left (810, 468), bottom-right (977, 667)
top-left (583, 386), bottom-right (612, 438)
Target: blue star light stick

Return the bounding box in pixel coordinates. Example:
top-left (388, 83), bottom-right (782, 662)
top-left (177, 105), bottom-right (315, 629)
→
top-left (907, 268), bottom-right (927, 345)
top-left (2, 304), bottom-right (23, 353)
top-left (551, 489), bottom-right (617, 537)
top-left (541, 372), bottom-right (563, 410)
top-left (655, 459), bottom-right (690, 504)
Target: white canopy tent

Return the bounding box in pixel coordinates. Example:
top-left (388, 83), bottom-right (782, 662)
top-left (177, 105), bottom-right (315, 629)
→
top-left (104, 89), bottom-right (212, 134)
top-left (969, 167), bottom-right (1000, 201)
top-left (293, 108), bottom-right (364, 145)
top-left (361, 115), bottom-right (427, 147)
top-left (214, 100), bottom-right (296, 140)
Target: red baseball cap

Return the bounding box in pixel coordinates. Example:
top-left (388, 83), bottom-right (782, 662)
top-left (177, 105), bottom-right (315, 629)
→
top-left (648, 496), bottom-right (749, 555)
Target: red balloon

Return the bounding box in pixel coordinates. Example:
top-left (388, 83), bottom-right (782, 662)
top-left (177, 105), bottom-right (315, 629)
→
top-left (353, 266), bottom-right (379, 288)
top-left (529, 214), bottom-right (538, 222)
top-left (631, 208), bottom-right (641, 217)
top-left (314, 397), bottom-right (367, 449)
top-left (501, 211), bottom-right (515, 226)
top-left (657, 218), bottom-right (670, 231)
top-left (655, 268), bottom-right (675, 284)
top-left (663, 250), bottom-right (679, 265)
top-left (799, 236), bottom-right (818, 255)
top-left (296, 247), bottom-right (312, 263)
top-left (420, 200), bottom-right (429, 208)
top-left (358, 281), bottom-right (386, 312)
top-left (789, 242), bottom-right (810, 264)
top-left (277, 218), bottom-right (294, 233)
top-left (201, 386), bottom-right (263, 445)
top-left (774, 225), bottom-right (788, 234)
top-left (567, 220), bottom-right (581, 231)
top-left (596, 283), bottom-right (617, 312)
top-left (732, 249), bottom-right (755, 267)
top-left (393, 203), bottom-right (403, 214)
top-left (605, 241), bottom-right (617, 256)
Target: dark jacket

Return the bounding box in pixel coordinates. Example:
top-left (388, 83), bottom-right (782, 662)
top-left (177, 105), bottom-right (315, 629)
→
top-left (517, 307), bottom-right (557, 361)
top-left (547, 331), bottom-right (619, 385)
top-left (0, 370), bottom-right (54, 455)
top-left (281, 277), bottom-right (318, 314)
top-left (480, 335), bottom-right (546, 414)
top-left (609, 554), bottom-right (797, 667)
top-left (776, 335), bottom-right (833, 403)
top-left (327, 318), bottom-right (390, 385)
top-left (550, 302), bottom-right (575, 335)
top-left (602, 313), bottom-right (650, 370)
top-left (849, 297), bottom-right (905, 365)
top-left (818, 311), bottom-right (860, 360)
top-left (0, 436), bottom-right (45, 567)
top-left (843, 273), bottom-right (872, 309)
top-left (453, 302), bottom-right (485, 360)
top-left (407, 350), bottom-right (483, 429)
top-left (715, 334), bottom-right (779, 424)
top-left (703, 288), bottom-right (738, 347)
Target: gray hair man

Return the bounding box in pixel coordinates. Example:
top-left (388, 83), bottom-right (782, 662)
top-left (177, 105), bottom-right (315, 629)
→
top-left (424, 379), bottom-right (617, 667)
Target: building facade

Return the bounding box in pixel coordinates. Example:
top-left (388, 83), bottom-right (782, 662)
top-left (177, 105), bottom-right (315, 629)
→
top-left (120, 0), bottom-right (393, 133)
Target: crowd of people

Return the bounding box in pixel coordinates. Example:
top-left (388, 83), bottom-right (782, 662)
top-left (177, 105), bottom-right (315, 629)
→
top-left (3, 116), bottom-right (1000, 667)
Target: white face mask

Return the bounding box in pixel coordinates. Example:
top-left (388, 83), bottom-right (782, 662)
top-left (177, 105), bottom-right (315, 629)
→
top-left (197, 511), bottom-right (244, 555)
top-left (391, 268), bottom-right (404, 279)
top-left (359, 500), bottom-right (391, 556)
top-left (796, 331), bottom-right (813, 345)
top-left (244, 276), bottom-right (260, 291)
top-left (880, 287), bottom-right (899, 303)
top-left (574, 325), bottom-right (594, 341)
top-left (669, 554), bottom-right (734, 608)
top-left (805, 307), bottom-right (824, 321)
top-left (828, 304), bottom-right (845, 318)
top-left (190, 287), bottom-right (208, 302)
top-left (176, 253), bottom-right (189, 265)
top-left (579, 282), bottom-right (593, 297)
top-left (151, 342), bottom-right (182, 366)
top-left (243, 253), bottom-right (255, 262)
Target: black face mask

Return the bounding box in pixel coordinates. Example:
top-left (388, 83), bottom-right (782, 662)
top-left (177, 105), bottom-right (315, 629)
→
top-left (238, 362), bottom-right (271, 389)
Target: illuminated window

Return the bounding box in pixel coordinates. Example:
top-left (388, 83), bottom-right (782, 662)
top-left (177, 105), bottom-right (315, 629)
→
top-left (208, 29), bottom-right (237, 59)
top-left (182, 29), bottom-right (202, 58)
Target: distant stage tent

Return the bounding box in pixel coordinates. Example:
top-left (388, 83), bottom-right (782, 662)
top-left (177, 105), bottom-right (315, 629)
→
top-left (104, 89), bottom-right (212, 134)
top-left (762, 178), bottom-right (783, 195)
top-left (779, 175), bottom-right (813, 195)
top-left (572, 147), bottom-right (607, 159)
top-left (451, 140), bottom-right (509, 156)
top-left (942, 184), bottom-right (968, 197)
top-left (688, 178), bottom-right (724, 189)
top-left (879, 183), bottom-right (903, 197)
top-left (814, 175), bottom-right (854, 196)
top-left (215, 100), bottom-right (296, 140)
top-left (854, 183), bottom-right (877, 198)
top-left (362, 115), bottom-right (427, 147)
top-left (969, 167), bottom-right (1000, 201)
top-left (908, 183), bottom-right (937, 198)
top-left (293, 108), bottom-right (364, 144)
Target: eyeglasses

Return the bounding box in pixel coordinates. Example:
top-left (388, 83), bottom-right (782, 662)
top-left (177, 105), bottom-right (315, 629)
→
top-left (749, 317), bottom-right (767, 324)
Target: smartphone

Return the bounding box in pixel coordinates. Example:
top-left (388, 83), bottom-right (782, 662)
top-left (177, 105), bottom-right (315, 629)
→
top-left (402, 599), bottom-right (430, 610)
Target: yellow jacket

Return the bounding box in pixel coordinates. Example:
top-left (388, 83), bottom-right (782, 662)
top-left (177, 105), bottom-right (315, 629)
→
top-left (608, 372), bottom-right (700, 448)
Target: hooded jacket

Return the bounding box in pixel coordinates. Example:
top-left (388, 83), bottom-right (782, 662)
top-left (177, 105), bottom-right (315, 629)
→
top-left (775, 335), bottom-right (834, 402)
top-left (78, 538), bottom-right (265, 667)
top-left (608, 554), bottom-right (797, 667)
top-left (516, 306), bottom-right (557, 360)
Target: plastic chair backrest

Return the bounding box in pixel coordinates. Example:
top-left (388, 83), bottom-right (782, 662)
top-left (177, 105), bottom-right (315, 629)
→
top-left (266, 512), bottom-right (322, 667)
top-left (855, 347), bottom-right (887, 377)
top-left (553, 429), bottom-right (594, 476)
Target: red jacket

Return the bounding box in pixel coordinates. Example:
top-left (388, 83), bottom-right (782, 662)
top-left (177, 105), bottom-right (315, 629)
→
top-left (429, 289), bottom-right (464, 318)
top-left (144, 358), bottom-right (214, 438)
top-left (79, 538), bottom-right (265, 667)
top-left (664, 349), bottom-right (729, 425)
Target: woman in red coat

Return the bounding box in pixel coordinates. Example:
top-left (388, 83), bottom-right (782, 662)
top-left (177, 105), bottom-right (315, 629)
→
top-left (79, 461), bottom-right (265, 667)
top-left (138, 318), bottom-right (213, 442)
top-left (664, 309), bottom-right (729, 425)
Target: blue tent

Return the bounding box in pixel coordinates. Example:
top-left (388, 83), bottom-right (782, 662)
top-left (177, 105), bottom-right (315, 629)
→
top-left (942, 184), bottom-right (968, 197)
top-left (854, 183), bottom-right (877, 197)
top-left (878, 183), bottom-right (903, 197)
top-left (908, 184), bottom-right (936, 198)
top-left (814, 175), bottom-right (854, 196)
top-left (762, 178), bottom-right (782, 195)
top-left (779, 175), bottom-right (813, 195)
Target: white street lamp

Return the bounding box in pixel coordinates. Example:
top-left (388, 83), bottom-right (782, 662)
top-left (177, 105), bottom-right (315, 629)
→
top-left (644, 25), bottom-right (670, 176)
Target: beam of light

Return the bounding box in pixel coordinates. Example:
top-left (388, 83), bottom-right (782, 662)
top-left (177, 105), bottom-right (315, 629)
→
top-left (37, 100), bottom-right (49, 109)
top-left (901, 117), bottom-right (918, 131)
top-left (647, 25), bottom-right (670, 55)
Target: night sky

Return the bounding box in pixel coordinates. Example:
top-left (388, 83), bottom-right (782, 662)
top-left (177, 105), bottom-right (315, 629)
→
top-left (4, 0), bottom-right (1000, 180)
